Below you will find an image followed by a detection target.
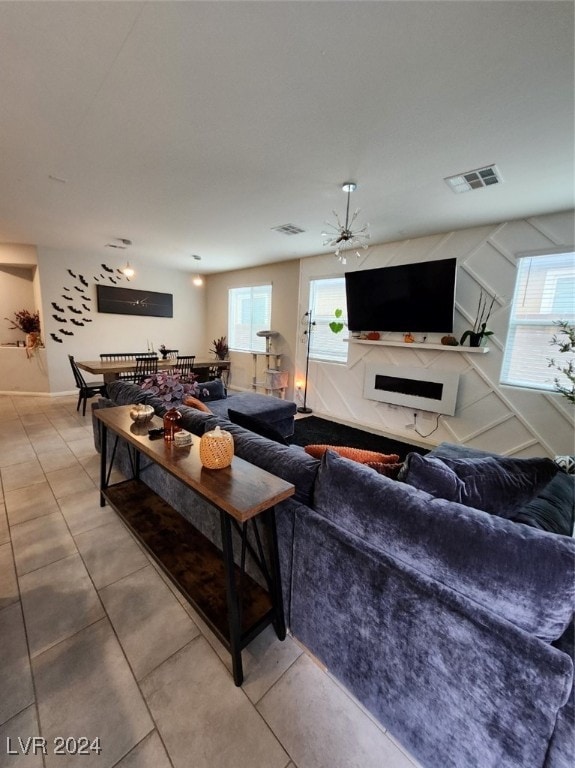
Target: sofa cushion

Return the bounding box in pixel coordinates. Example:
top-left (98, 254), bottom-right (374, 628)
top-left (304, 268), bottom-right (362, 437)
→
top-left (212, 417), bottom-right (319, 505)
top-left (313, 450), bottom-right (575, 642)
top-left (401, 452), bottom-right (559, 517)
top-left (305, 444), bottom-right (400, 464)
top-left (227, 408), bottom-right (288, 445)
top-left (197, 379), bottom-right (226, 402)
top-left (183, 395), bottom-right (212, 413)
top-left (510, 471), bottom-right (575, 536)
top-left (107, 380), bottom-right (165, 409)
top-left (364, 460), bottom-right (404, 479)
top-left (208, 392), bottom-right (297, 437)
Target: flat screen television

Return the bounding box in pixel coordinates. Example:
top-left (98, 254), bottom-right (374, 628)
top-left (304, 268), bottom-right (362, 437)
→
top-left (345, 257), bottom-right (457, 333)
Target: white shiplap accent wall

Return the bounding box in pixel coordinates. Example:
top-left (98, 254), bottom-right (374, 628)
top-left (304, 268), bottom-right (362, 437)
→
top-left (297, 211), bottom-right (574, 457)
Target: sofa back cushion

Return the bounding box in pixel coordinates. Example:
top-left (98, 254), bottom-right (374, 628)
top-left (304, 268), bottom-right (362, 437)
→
top-left (401, 452), bottom-right (559, 517)
top-left (313, 450), bottom-right (575, 642)
top-left (197, 379), bottom-right (226, 402)
top-left (510, 471), bottom-right (575, 536)
top-left (107, 380), bottom-right (164, 408)
top-left (213, 418), bottom-right (319, 505)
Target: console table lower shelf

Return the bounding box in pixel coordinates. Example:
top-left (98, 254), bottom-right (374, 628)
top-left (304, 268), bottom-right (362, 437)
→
top-left (103, 479), bottom-right (274, 645)
top-left (95, 404), bottom-right (295, 686)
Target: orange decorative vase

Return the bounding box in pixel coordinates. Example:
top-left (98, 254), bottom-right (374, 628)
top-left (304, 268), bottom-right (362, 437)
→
top-left (163, 408), bottom-right (182, 441)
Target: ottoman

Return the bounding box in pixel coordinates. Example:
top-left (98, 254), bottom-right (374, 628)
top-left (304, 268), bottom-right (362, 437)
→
top-left (208, 392), bottom-right (297, 437)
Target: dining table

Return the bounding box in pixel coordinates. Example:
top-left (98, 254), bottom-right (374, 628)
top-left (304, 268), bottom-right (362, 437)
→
top-left (76, 358), bottom-right (230, 384)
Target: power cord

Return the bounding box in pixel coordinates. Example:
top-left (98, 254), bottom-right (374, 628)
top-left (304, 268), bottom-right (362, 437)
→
top-left (414, 412), bottom-right (441, 438)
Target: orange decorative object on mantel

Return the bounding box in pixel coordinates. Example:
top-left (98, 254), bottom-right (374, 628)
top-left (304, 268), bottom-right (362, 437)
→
top-left (366, 332), bottom-right (380, 341)
top-left (403, 332), bottom-right (415, 343)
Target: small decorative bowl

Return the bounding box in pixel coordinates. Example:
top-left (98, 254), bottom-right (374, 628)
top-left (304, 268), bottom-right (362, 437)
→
top-left (129, 404), bottom-right (155, 424)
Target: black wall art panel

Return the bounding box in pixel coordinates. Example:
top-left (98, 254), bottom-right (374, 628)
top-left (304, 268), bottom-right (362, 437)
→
top-left (96, 286), bottom-right (173, 318)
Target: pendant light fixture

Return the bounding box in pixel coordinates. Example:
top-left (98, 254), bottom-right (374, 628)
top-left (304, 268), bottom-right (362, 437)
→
top-left (322, 182), bottom-right (370, 264)
top-left (122, 261), bottom-right (135, 279)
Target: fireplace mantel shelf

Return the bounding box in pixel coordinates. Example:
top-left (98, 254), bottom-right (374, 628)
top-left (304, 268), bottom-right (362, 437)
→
top-left (348, 339), bottom-right (489, 354)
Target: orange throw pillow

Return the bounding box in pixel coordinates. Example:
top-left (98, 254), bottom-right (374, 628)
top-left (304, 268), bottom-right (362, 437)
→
top-left (304, 444), bottom-right (400, 465)
top-left (364, 461), bottom-right (404, 479)
top-left (183, 395), bottom-right (212, 414)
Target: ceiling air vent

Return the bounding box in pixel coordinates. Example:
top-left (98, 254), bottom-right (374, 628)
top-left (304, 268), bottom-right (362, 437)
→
top-left (444, 165), bottom-right (502, 194)
top-left (271, 224), bottom-right (305, 235)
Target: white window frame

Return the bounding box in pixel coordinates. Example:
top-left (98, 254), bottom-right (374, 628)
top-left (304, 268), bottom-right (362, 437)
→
top-left (228, 284), bottom-right (272, 353)
top-left (308, 277), bottom-right (348, 363)
top-left (500, 249), bottom-right (575, 393)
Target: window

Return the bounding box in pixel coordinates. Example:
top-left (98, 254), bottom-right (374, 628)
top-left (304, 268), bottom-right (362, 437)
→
top-left (500, 250), bottom-right (575, 392)
top-left (228, 284), bottom-right (272, 352)
top-left (308, 277), bottom-right (348, 363)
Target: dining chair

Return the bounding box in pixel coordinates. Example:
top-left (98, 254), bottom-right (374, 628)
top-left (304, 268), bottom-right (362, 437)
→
top-left (99, 353), bottom-right (145, 361)
top-left (100, 352), bottom-right (152, 380)
top-left (134, 355), bottom-right (159, 383)
top-left (68, 355), bottom-right (107, 416)
top-left (175, 355), bottom-right (196, 377)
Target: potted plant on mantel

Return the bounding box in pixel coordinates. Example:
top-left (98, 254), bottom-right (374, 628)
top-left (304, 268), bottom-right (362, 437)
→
top-left (4, 309), bottom-right (43, 358)
top-left (460, 289), bottom-right (496, 347)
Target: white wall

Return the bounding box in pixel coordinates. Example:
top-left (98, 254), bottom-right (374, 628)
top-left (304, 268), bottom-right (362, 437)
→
top-left (297, 210), bottom-right (575, 458)
top-left (205, 260), bottom-right (300, 398)
top-left (36, 248), bottom-right (206, 393)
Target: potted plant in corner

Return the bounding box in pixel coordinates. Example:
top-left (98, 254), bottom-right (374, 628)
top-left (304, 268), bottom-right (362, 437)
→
top-left (5, 309), bottom-right (42, 358)
top-left (211, 336), bottom-right (229, 360)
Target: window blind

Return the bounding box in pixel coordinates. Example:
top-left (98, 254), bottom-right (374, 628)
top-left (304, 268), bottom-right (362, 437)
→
top-left (308, 277), bottom-right (348, 363)
top-left (228, 284), bottom-right (272, 352)
top-left (500, 251), bottom-right (575, 392)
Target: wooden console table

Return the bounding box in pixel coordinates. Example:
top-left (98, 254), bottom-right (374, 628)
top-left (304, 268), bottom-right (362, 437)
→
top-left (95, 406), bottom-right (294, 685)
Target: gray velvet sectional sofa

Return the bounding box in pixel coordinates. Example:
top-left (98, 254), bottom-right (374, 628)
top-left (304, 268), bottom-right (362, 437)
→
top-left (93, 380), bottom-right (575, 768)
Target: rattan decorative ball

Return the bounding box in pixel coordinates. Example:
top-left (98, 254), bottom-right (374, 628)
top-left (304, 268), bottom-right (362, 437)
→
top-left (200, 426), bottom-right (234, 469)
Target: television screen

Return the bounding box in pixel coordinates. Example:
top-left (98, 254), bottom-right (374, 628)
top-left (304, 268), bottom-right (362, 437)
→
top-left (345, 258), bottom-right (457, 333)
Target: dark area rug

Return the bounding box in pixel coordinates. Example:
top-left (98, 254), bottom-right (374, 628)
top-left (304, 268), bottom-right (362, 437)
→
top-left (289, 415), bottom-right (429, 460)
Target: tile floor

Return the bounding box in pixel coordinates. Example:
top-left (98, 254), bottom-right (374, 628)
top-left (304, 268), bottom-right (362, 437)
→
top-left (0, 393), bottom-right (422, 768)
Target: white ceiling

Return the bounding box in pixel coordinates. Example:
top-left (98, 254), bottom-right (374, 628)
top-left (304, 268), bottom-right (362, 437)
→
top-left (0, 1), bottom-right (573, 274)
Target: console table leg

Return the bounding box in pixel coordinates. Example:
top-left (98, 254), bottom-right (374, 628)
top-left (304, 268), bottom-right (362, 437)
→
top-left (220, 511), bottom-right (244, 686)
top-left (266, 507), bottom-right (286, 641)
top-left (99, 424), bottom-right (107, 507)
